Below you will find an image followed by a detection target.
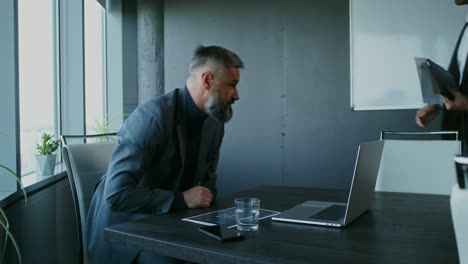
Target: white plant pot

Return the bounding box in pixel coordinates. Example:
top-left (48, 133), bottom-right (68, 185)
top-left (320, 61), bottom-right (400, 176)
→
top-left (35, 154), bottom-right (56, 176)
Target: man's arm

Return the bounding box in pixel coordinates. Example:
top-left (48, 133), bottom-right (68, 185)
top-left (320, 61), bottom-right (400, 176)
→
top-left (442, 87), bottom-right (468, 111)
top-left (183, 186), bottom-right (213, 208)
top-left (416, 104), bottom-right (441, 128)
top-left (415, 86), bottom-right (468, 128)
top-left (179, 127), bottom-right (224, 208)
top-left (104, 107), bottom-right (174, 214)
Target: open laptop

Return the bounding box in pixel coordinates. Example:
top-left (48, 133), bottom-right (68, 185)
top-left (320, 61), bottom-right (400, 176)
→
top-left (272, 140), bottom-right (384, 227)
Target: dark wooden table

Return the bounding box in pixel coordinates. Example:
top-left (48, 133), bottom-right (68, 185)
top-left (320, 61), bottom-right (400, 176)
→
top-left (105, 186), bottom-right (459, 264)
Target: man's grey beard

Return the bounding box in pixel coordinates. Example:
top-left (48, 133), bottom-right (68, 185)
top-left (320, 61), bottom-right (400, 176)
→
top-left (204, 92), bottom-right (233, 123)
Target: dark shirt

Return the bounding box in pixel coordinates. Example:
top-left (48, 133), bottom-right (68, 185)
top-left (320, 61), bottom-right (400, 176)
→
top-left (172, 87), bottom-right (207, 209)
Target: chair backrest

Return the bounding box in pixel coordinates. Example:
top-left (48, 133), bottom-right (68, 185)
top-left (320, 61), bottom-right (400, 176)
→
top-left (375, 131), bottom-right (461, 195)
top-left (451, 184), bottom-right (468, 264)
top-left (62, 142), bottom-right (115, 264)
top-left (452, 157), bottom-right (468, 264)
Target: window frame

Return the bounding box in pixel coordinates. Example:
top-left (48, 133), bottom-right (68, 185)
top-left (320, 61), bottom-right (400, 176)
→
top-left (0, 0), bottom-right (21, 194)
top-left (17, 0), bottom-right (61, 177)
top-left (1, 0), bottom-right (121, 194)
top-left (84, 0), bottom-right (108, 136)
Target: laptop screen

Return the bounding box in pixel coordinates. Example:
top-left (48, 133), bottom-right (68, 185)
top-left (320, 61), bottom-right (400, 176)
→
top-left (343, 140), bottom-right (385, 224)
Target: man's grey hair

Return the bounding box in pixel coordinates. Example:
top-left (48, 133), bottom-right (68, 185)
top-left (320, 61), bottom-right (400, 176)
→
top-left (189, 45), bottom-right (244, 73)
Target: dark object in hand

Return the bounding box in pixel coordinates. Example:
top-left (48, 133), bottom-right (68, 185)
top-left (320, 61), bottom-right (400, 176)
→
top-left (198, 225), bottom-right (244, 242)
top-left (427, 59), bottom-right (457, 101)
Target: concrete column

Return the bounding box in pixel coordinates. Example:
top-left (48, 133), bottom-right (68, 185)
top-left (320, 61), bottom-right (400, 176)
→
top-left (0, 0), bottom-right (20, 191)
top-left (137, 0), bottom-right (164, 103)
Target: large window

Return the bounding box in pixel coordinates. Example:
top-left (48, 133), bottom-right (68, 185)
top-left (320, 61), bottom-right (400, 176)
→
top-left (85, 0), bottom-right (107, 135)
top-left (18, 0), bottom-right (108, 177)
top-left (18, 0), bottom-right (58, 175)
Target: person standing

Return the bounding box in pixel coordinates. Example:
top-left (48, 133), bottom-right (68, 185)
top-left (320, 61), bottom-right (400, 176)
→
top-left (416, 0), bottom-right (468, 153)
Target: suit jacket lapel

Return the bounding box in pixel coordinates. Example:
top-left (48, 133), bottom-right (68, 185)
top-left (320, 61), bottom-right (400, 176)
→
top-left (461, 51), bottom-right (468, 90)
top-left (175, 89), bottom-right (187, 169)
top-left (460, 23), bottom-right (468, 89)
top-left (449, 23), bottom-right (468, 89)
top-left (193, 118), bottom-right (216, 185)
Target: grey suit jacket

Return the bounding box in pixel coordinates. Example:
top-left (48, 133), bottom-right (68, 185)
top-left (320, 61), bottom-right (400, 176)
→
top-left (86, 88), bottom-right (224, 264)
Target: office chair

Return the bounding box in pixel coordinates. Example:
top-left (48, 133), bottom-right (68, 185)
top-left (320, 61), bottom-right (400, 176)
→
top-left (452, 157), bottom-right (468, 264)
top-left (375, 131), bottom-right (461, 195)
top-left (62, 134), bottom-right (116, 264)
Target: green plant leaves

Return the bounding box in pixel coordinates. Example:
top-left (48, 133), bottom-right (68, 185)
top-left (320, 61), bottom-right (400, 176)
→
top-left (36, 132), bottom-right (59, 155)
top-left (0, 165), bottom-right (27, 207)
top-left (0, 165), bottom-right (26, 264)
top-left (0, 208), bottom-right (22, 264)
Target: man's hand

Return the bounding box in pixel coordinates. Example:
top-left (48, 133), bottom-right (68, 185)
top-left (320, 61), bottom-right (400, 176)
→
top-left (183, 186), bottom-right (213, 208)
top-left (442, 87), bottom-right (468, 111)
top-left (416, 104), bottom-right (441, 128)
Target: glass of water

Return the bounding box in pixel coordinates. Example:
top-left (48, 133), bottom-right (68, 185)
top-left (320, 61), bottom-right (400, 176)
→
top-left (234, 198), bottom-right (260, 231)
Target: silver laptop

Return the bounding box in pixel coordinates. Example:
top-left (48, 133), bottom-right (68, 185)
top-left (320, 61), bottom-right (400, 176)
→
top-left (272, 140), bottom-right (384, 227)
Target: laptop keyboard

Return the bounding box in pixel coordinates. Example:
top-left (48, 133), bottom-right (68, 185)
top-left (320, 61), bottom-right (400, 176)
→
top-left (309, 204), bottom-right (346, 221)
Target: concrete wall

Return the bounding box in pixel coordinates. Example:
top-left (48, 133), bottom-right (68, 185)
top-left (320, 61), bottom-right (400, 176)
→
top-left (0, 0), bottom-right (20, 194)
top-left (122, 0), bottom-right (139, 116)
top-left (137, 0), bottom-right (165, 102)
top-left (163, 0), bottom-right (441, 196)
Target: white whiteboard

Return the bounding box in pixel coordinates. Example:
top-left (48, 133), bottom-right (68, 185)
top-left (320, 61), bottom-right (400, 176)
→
top-left (350, 0), bottom-right (467, 110)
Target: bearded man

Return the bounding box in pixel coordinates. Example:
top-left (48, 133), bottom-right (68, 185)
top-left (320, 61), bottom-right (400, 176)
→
top-left (86, 45), bottom-right (244, 264)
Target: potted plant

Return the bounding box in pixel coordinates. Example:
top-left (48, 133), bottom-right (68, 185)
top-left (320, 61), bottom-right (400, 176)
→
top-left (35, 133), bottom-right (59, 176)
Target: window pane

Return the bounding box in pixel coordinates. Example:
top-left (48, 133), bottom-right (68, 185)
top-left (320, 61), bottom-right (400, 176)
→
top-left (85, 0), bottom-right (107, 135)
top-left (18, 0), bottom-right (56, 175)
